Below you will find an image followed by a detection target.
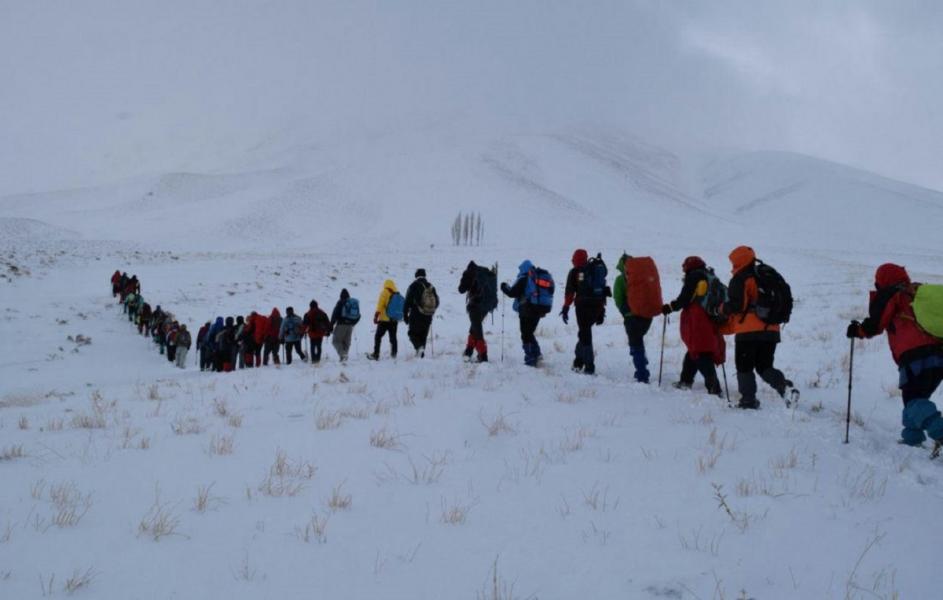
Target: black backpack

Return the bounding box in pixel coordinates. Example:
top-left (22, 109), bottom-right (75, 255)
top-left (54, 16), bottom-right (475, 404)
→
top-left (578, 256), bottom-right (608, 299)
top-left (476, 265), bottom-right (498, 314)
top-left (753, 260), bottom-right (793, 325)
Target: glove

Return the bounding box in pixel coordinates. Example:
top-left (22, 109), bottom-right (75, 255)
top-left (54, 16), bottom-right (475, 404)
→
top-left (661, 304), bottom-right (672, 316)
top-left (846, 320), bottom-right (862, 339)
top-left (500, 282), bottom-right (510, 294)
top-left (373, 312), bottom-right (380, 325)
top-left (560, 305), bottom-right (569, 325)
top-left (595, 308), bottom-right (606, 325)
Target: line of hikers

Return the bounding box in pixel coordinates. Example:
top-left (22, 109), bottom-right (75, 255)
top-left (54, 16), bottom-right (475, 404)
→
top-left (111, 249), bottom-right (943, 449)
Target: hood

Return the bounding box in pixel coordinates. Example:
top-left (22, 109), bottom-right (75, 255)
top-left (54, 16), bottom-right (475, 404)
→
top-left (225, 316), bottom-right (234, 327)
top-left (572, 249), bottom-right (588, 268)
top-left (270, 307), bottom-right (281, 319)
top-left (517, 260), bottom-right (534, 276)
top-left (729, 246), bottom-right (756, 274)
top-left (213, 317), bottom-right (224, 328)
top-left (875, 263), bottom-right (910, 289)
top-left (616, 253), bottom-right (631, 272)
top-left (340, 288), bottom-right (350, 301)
top-left (383, 279), bottom-right (398, 293)
top-left (683, 256), bottom-right (706, 273)
top-left (309, 300), bottom-right (318, 309)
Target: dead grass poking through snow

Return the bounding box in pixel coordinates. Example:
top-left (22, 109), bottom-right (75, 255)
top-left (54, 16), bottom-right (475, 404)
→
top-left (476, 557), bottom-right (530, 600)
top-left (170, 415), bottom-right (204, 435)
top-left (212, 398), bottom-right (229, 417)
top-left (480, 408), bottom-right (516, 437)
top-left (208, 434), bottom-right (234, 456)
top-left (315, 409), bottom-right (343, 431)
top-left (0, 445), bottom-right (25, 461)
top-left (370, 426), bottom-right (404, 451)
top-left (193, 483), bottom-right (226, 513)
top-left (440, 493), bottom-right (479, 526)
top-left (327, 482), bottom-right (352, 512)
top-left (227, 413), bottom-right (244, 428)
top-left (258, 448), bottom-right (317, 498)
top-left (294, 513), bottom-right (329, 544)
top-left (47, 482), bottom-right (93, 529)
top-left (63, 567), bottom-right (97, 595)
top-left (138, 487), bottom-right (185, 541)
top-left (18, 415), bottom-right (29, 430)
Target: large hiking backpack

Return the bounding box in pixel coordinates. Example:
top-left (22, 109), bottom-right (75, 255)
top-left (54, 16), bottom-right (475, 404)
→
top-left (524, 267), bottom-right (555, 315)
top-left (341, 298), bottom-right (360, 322)
top-left (476, 265), bottom-right (499, 314)
top-left (578, 256), bottom-right (608, 299)
top-left (177, 330), bottom-right (191, 348)
top-left (625, 257), bottom-right (663, 318)
top-left (913, 283), bottom-right (943, 338)
top-left (386, 292), bottom-right (405, 321)
top-left (700, 268), bottom-right (729, 323)
top-left (753, 260), bottom-right (793, 325)
top-left (417, 283), bottom-right (438, 317)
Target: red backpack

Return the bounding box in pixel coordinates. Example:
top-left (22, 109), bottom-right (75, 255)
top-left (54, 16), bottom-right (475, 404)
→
top-left (625, 257), bottom-right (664, 318)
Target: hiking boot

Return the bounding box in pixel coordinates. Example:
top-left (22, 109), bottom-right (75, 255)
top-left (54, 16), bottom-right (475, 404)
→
top-left (572, 358), bottom-right (584, 372)
top-left (672, 381), bottom-right (692, 391)
top-left (932, 440), bottom-right (942, 460)
top-left (477, 354), bottom-right (488, 363)
top-left (366, 353), bottom-right (379, 361)
top-left (583, 364), bottom-right (596, 375)
top-left (418, 346), bottom-right (425, 358)
top-left (738, 397), bottom-right (760, 410)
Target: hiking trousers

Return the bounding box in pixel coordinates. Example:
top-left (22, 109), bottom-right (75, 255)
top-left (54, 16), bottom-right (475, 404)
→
top-left (333, 324), bottom-right (353, 361)
top-left (285, 340), bottom-right (305, 364)
top-left (899, 356), bottom-right (943, 445)
top-left (407, 313), bottom-right (432, 350)
top-left (574, 302), bottom-right (599, 369)
top-left (374, 321), bottom-right (398, 358)
top-left (175, 347), bottom-right (189, 369)
top-left (309, 337), bottom-right (323, 363)
top-left (263, 340), bottom-right (281, 365)
top-left (680, 352), bottom-right (721, 393)
top-left (734, 338), bottom-right (786, 400)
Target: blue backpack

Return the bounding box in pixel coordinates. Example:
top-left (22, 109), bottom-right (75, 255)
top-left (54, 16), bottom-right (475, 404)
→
top-left (386, 292), bottom-right (405, 321)
top-left (341, 298), bottom-right (360, 322)
top-left (524, 267), bottom-right (554, 314)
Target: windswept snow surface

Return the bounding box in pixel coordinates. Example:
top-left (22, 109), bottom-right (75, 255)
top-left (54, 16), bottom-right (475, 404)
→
top-left (1, 127), bottom-right (942, 600)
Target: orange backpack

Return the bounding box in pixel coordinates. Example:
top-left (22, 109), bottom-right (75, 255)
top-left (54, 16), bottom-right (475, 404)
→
top-left (625, 257), bottom-right (664, 318)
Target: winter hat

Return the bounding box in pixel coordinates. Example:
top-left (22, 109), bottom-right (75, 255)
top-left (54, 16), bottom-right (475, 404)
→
top-left (572, 249), bottom-right (588, 267)
top-left (340, 289), bottom-right (350, 300)
top-left (310, 300), bottom-right (319, 309)
top-left (225, 316), bottom-right (234, 326)
top-left (682, 256), bottom-right (706, 273)
top-left (875, 263), bottom-right (910, 289)
top-left (286, 307), bottom-right (294, 316)
top-left (729, 246), bottom-right (756, 274)
top-left (236, 315), bottom-right (244, 324)
top-left (415, 268), bottom-right (426, 278)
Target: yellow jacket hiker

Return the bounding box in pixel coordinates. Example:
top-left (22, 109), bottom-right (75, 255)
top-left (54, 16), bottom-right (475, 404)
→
top-left (369, 279), bottom-right (400, 360)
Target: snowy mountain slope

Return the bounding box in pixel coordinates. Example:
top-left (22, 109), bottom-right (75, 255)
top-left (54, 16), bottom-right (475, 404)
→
top-left (700, 151), bottom-right (943, 253)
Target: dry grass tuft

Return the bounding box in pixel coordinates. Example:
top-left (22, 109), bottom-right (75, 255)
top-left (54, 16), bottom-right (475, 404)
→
top-left (294, 513), bottom-right (329, 544)
top-left (327, 482), bottom-right (352, 512)
top-left (315, 409), bottom-right (343, 431)
top-left (480, 408), bottom-right (517, 437)
top-left (193, 483), bottom-right (226, 513)
top-left (18, 415), bottom-right (29, 430)
top-left (227, 413), bottom-right (244, 428)
top-left (213, 398), bottom-right (229, 417)
top-left (0, 444), bottom-right (25, 461)
top-left (170, 415), bottom-right (204, 435)
top-left (63, 567), bottom-right (97, 595)
top-left (208, 434), bottom-right (234, 456)
top-left (257, 449), bottom-right (316, 498)
top-left (138, 488), bottom-right (184, 541)
top-left (370, 426), bottom-right (403, 450)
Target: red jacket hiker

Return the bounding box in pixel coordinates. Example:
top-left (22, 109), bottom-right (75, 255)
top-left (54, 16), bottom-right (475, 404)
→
top-left (266, 308), bottom-right (282, 342)
top-left (303, 303), bottom-right (332, 339)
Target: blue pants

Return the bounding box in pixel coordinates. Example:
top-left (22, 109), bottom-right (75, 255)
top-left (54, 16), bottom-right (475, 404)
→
top-left (898, 356), bottom-right (943, 445)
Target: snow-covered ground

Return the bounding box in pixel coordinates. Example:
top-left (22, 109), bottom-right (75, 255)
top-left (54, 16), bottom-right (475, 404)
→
top-left (1, 125), bottom-right (943, 599)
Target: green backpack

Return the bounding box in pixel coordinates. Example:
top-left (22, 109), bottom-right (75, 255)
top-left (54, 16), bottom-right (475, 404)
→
top-left (913, 283), bottom-right (943, 338)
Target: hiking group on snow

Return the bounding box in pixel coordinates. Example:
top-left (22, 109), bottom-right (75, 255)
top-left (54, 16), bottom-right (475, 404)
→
top-left (110, 245), bottom-right (943, 451)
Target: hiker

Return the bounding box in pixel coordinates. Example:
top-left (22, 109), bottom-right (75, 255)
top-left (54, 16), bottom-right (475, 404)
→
top-left (139, 302), bottom-right (152, 336)
top-left (847, 264), bottom-right (943, 447)
top-left (724, 246), bottom-right (795, 409)
top-left (205, 317), bottom-right (224, 371)
top-left (403, 269), bottom-right (439, 357)
top-left (197, 321), bottom-right (211, 371)
top-left (166, 321), bottom-right (179, 363)
top-left (330, 289), bottom-right (360, 362)
top-left (661, 256), bottom-right (724, 396)
top-left (125, 292), bottom-right (140, 323)
top-left (303, 301), bottom-right (332, 364)
top-left (175, 324), bottom-right (192, 369)
top-left (238, 313), bottom-right (256, 369)
top-left (368, 280), bottom-right (401, 360)
top-left (561, 250), bottom-right (610, 375)
top-left (280, 307), bottom-right (307, 364)
top-left (501, 260), bottom-right (554, 367)
top-left (118, 272), bottom-right (130, 304)
top-left (111, 270), bottom-right (122, 297)
top-left (216, 317), bottom-right (237, 372)
top-left (248, 311), bottom-right (267, 367)
top-left (233, 315), bottom-right (246, 369)
top-left (459, 261), bottom-right (496, 362)
top-left (263, 308), bottom-right (282, 366)
top-left (613, 254), bottom-right (663, 383)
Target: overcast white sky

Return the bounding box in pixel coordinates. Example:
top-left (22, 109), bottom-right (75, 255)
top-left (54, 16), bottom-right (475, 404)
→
top-left (1, 0), bottom-right (941, 195)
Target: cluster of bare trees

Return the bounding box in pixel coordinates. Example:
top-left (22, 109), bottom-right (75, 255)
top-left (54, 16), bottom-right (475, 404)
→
top-left (451, 212), bottom-right (484, 246)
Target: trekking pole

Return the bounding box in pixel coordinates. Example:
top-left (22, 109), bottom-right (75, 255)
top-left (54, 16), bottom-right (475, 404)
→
top-left (721, 363), bottom-right (731, 407)
top-left (657, 315), bottom-right (668, 387)
top-left (844, 338), bottom-right (855, 444)
top-left (500, 297), bottom-right (506, 363)
top-left (430, 319), bottom-right (434, 358)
